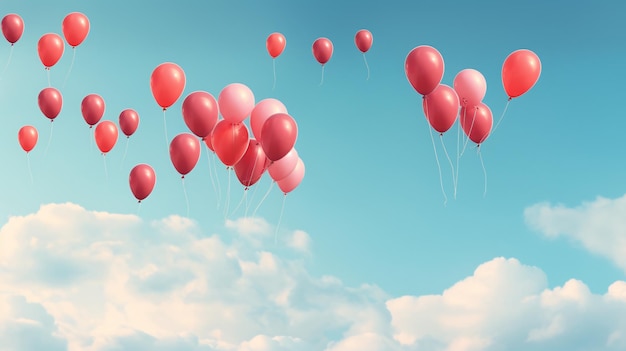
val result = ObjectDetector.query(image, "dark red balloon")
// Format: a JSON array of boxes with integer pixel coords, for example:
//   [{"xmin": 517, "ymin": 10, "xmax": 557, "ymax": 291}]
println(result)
[
  {"xmin": 460, "ymin": 103, "xmax": 493, "ymax": 145},
  {"xmin": 355, "ymin": 29, "xmax": 373, "ymax": 53},
  {"xmin": 2, "ymin": 14, "xmax": 23, "ymax": 44},
  {"xmin": 312, "ymin": 37, "xmax": 333, "ymax": 65},
  {"xmin": 129, "ymin": 164, "xmax": 156, "ymax": 202},
  {"xmin": 81, "ymin": 94, "xmax": 105, "ymax": 127},
  {"xmin": 182, "ymin": 91, "xmax": 218, "ymax": 139},
  {"xmin": 260, "ymin": 113, "xmax": 298, "ymax": 162},
  {"xmin": 169, "ymin": 133, "xmax": 201, "ymax": 177},
  {"xmin": 38, "ymin": 87, "xmax": 63, "ymax": 120},
  {"xmin": 234, "ymin": 139, "xmax": 270, "ymax": 188},
  {"xmin": 118, "ymin": 109, "xmax": 139, "ymax": 137}
]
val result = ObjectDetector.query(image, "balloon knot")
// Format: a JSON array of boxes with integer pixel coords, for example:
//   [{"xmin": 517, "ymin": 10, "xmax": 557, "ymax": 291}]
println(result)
[
  {"xmin": 439, "ymin": 132, "xmax": 443, "ymax": 137},
  {"xmin": 508, "ymin": 97, "xmax": 512, "ymax": 101},
  {"xmin": 89, "ymin": 125, "xmax": 93, "ymax": 129},
  {"xmin": 127, "ymin": 136, "xmax": 130, "ymax": 139},
  {"xmin": 138, "ymin": 200, "xmax": 141, "ymax": 204},
  {"xmin": 181, "ymin": 175, "xmax": 185, "ymax": 179},
  {"xmin": 162, "ymin": 108, "xmax": 167, "ymax": 112}
]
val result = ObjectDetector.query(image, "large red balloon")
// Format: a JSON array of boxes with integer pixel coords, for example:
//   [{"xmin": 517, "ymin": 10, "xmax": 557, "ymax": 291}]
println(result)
[
  {"xmin": 405, "ymin": 45, "xmax": 444, "ymax": 96},
  {"xmin": 150, "ymin": 62, "xmax": 186, "ymax": 110},
  {"xmin": 355, "ymin": 29, "xmax": 373, "ymax": 53},
  {"xmin": 266, "ymin": 32, "xmax": 286, "ymax": 58},
  {"xmin": 62, "ymin": 12, "xmax": 90, "ymax": 48},
  {"xmin": 94, "ymin": 121, "xmax": 118, "ymax": 154},
  {"xmin": 169, "ymin": 133, "xmax": 201, "ymax": 177},
  {"xmin": 119, "ymin": 109, "xmax": 139, "ymax": 137},
  {"xmin": 38, "ymin": 87, "xmax": 63, "ymax": 120},
  {"xmin": 460, "ymin": 103, "xmax": 493, "ymax": 145},
  {"xmin": 182, "ymin": 91, "xmax": 218, "ymax": 139},
  {"xmin": 37, "ymin": 33, "xmax": 64, "ymax": 69},
  {"xmin": 312, "ymin": 37, "xmax": 333, "ymax": 65},
  {"xmin": 260, "ymin": 113, "xmax": 298, "ymax": 162},
  {"xmin": 129, "ymin": 164, "xmax": 156, "ymax": 202},
  {"xmin": 502, "ymin": 49, "xmax": 541, "ymax": 99},
  {"xmin": 277, "ymin": 157, "xmax": 305, "ymax": 194},
  {"xmin": 211, "ymin": 120, "xmax": 249, "ymax": 167},
  {"xmin": 423, "ymin": 84, "xmax": 459, "ymax": 134},
  {"xmin": 234, "ymin": 139, "xmax": 270, "ymax": 188},
  {"xmin": 81, "ymin": 94, "xmax": 105, "ymax": 127},
  {"xmin": 18, "ymin": 126, "xmax": 38, "ymax": 153},
  {"xmin": 2, "ymin": 14, "xmax": 23, "ymax": 45}
]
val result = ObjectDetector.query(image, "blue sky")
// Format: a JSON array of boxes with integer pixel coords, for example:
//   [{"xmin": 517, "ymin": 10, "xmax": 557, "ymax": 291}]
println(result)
[{"xmin": 1, "ymin": 1, "xmax": 626, "ymax": 350}]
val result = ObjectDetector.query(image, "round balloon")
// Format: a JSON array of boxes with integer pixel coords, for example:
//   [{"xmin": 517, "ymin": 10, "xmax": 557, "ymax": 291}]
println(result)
[
  {"xmin": 182, "ymin": 91, "xmax": 219, "ymax": 139},
  {"xmin": 37, "ymin": 33, "xmax": 64, "ymax": 68},
  {"xmin": 260, "ymin": 113, "xmax": 298, "ymax": 162},
  {"xmin": 423, "ymin": 84, "xmax": 459, "ymax": 134},
  {"xmin": 94, "ymin": 120, "xmax": 118, "ymax": 154},
  {"xmin": 234, "ymin": 139, "xmax": 270, "ymax": 188},
  {"xmin": 81, "ymin": 94, "xmax": 105, "ymax": 127},
  {"xmin": 250, "ymin": 98, "xmax": 288, "ymax": 141},
  {"xmin": 355, "ymin": 29, "xmax": 373, "ymax": 53},
  {"xmin": 2, "ymin": 14, "xmax": 24, "ymax": 44},
  {"xmin": 405, "ymin": 45, "xmax": 444, "ymax": 96},
  {"xmin": 312, "ymin": 37, "xmax": 333, "ymax": 65},
  {"xmin": 277, "ymin": 157, "xmax": 305, "ymax": 194},
  {"xmin": 266, "ymin": 32, "xmax": 286, "ymax": 58},
  {"xmin": 150, "ymin": 62, "xmax": 186, "ymax": 110},
  {"xmin": 502, "ymin": 49, "xmax": 541, "ymax": 99},
  {"xmin": 38, "ymin": 87, "xmax": 63, "ymax": 120},
  {"xmin": 460, "ymin": 103, "xmax": 493, "ymax": 145},
  {"xmin": 129, "ymin": 164, "xmax": 156, "ymax": 202},
  {"xmin": 18, "ymin": 125, "xmax": 38, "ymax": 153},
  {"xmin": 119, "ymin": 109, "xmax": 140, "ymax": 137},
  {"xmin": 268, "ymin": 148, "xmax": 298, "ymax": 182},
  {"xmin": 62, "ymin": 12, "xmax": 90, "ymax": 47},
  {"xmin": 169, "ymin": 133, "xmax": 201, "ymax": 177},
  {"xmin": 211, "ymin": 120, "xmax": 249, "ymax": 166},
  {"xmin": 218, "ymin": 83, "xmax": 255, "ymax": 124},
  {"xmin": 453, "ymin": 69, "xmax": 487, "ymax": 107}
]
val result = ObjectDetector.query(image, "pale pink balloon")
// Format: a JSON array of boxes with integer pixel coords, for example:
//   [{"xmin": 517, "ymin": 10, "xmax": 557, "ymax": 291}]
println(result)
[
  {"xmin": 277, "ymin": 157, "xmax": 305, "ymax": 194},
  {"xmin": 218, "ymin": 83, "xmax": 255, "ymax": 124},
  {"xmin": 453, "ymin": 69, "xmax": 487, "ymax": 107},
  {"xmin": 250, "ymin": 98, "xmax": 288, "ymax": 140},
  {"xmin": 268, "ymin": 148, "xmax": 299, "ymax": 182}
]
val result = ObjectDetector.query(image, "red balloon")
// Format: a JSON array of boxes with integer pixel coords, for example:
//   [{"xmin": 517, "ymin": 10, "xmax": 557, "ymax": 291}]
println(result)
[
  {"xmin": 204, "ymin": 132, "xmax": 214, "ymax": 152},
  {"xmin": 234, "ymin": 139, "xmax": 271, "ymax": 188},
  {"xmin": 182, "ymin": 91, "xmax": 219, "ymax": 139},
  {"xmin": 94, "ymin": 121, "xmax": 118, "ymax": 154},
  {"xmin": 423, "ymin": 84, "xmax": 459, "ymax": 134},
  {"xmin": 260, "ymin": 113, "xmax": 298, "ymax": 162},
  {"xmin": 62, "ymin": 12, "xmax": 90, "ymax": 48},
  {"xmin": 38, "ymin": 87, "xmax": 63, "ymax": 120},
  {"xmin": 502, "ymin": 49, "xmax": 541, "ymax": 99},
  {"xmin": 312, "ymin": 37, "xmax": 333, "ymax": 65},
  {"xmin": 18, "ymin": 126, "xmax": 38, "ymax": 153},
  {"xmin": 150, "ymin": 62, "xmax": 186, "ymax": 110},
  {"xmin": 211, "ymin": 120, "xmax": 249, "ymax": 167},
  {"xmin": 169, "ymin": 133, "xmax": 201, "ymax": 177},
  {"xmin": 81, "ymin": 94, "xmax": 105, "ymax": 127},
  {"xmin": 277, "ymin": 157, "xmax": 305, "ymax": 194},
  {"xmin": 119, "ymin": 109, "xmax": 139, "ymax": 137},
  {"xmin": 405, "ymin": 45, "xmax": 444, "ymax": 96},
  {"xmin": 37, "ymin": 33, "xmax": 64, "ymax": 69},
  {"xmin": 460, "ymin": 103, "xmax": 493, "ymax": 145},
  {"xmin": 2, "ymin": 14, "xmax": 23, "ymax": 44},
  {"xmin": 266, "ymin": 32, "xmax": 286, "ymax": 58},
  {"xmin": 355, "ymin": 29, "xmax": 373, "ymax": 53},
  {"xmin": 129, "ymin": 164, "xmax": 156, "ymax": 202}
]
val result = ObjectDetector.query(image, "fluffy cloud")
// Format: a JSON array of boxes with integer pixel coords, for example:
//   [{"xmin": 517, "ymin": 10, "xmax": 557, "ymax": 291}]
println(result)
[{"xmin": 1, "ymin": 203, "xmax": 626, "ymax": 350}]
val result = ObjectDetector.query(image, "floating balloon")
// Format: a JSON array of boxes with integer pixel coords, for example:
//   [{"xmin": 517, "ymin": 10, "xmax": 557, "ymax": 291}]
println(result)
[
  {"xmin": 277, "ymin": 157, "xmax": 305, "ymax": 194},
  {"xmin": 266, "ymin": 32, "xmax": 286, "ymax": 58},
  {"xmin": 94, "ymin": 121, "xmax": 118, "ymax": 154},
  {"xmin": 37, "ymin": 33, "xmax": 64, "ymax": 69},
  {"xmin": 150, "ymin": 62, "xmax": 186, "ymax": 110},
  {"xmin": 260, "ymin": 113, "xmax": 298, "ymax": 162},
  {"xmin": 211, "ymin": 120, "xmax": 249, "ymax": 166},
  {"xmin": 312, "ymin": 37, "xmax": 333, "ymax": 65},
  {"xmin": 204, "ymin": 133, "xmax": 214, "ymax": 152},
  {"xmin": 81, "ymin": 94, "xmax": 105, "ymax": 127},
  {"xmin": 129, "ymin": 164, "xmax": 156, "ymax": 202},
  {"xmin": 119, "ymin": 109, "xmax": 139, "ymax": 137},
  {"xmin": 234, "ymin": 139, "xmax": 270, "ymax": 188},
  {"xmin": 250, "ymin": 98, "xmax": 288, "ymax": 141},
  {"xmin": 169, "ymin": 133, "xmax": 201, "ymax": 177},
  {"xmin": 355, "ymin": 29, "xmax": 373, "ymax": 53},
  {"xmin": 460, "ymin": 103, "xmax": 493, "ymax": 145},
  {"xmin": 182, "ymin": 91, "xmax": 218, "ymax": 139},
  {"xmin": 1, "ymin": 14, "xmax": 23, "ymax": 45},
  {"xmin": 453, "ymin": 69, "xmax": 486, "ymax": 107},
  {"xmin": 38, "ymin": 87, "xmax": 63, "ymax": 120},
  {"xmin": 502, "ymin": 49, "xmax": 541, "ymax": 99},
  {"xmin": 62, "ymin": 12, "xmax": 90, "ymax": 48},
  {"xmin": 18, "ymin": 126, "xmax": 38, "ymax": 153},
  {"xmin": 405, "ymin": 45, "xmax": 444, "ymax": 96},
  {"xmin": 268, "ymin": 148, "xmax": 299, "ymax": 182},
  {"xmin": 218, "ymin": 83, "xmax": 255, "ymax": 124},
  {"xmin": 423, "ymin": 84, "xmax": 459, "ymax": 134}
]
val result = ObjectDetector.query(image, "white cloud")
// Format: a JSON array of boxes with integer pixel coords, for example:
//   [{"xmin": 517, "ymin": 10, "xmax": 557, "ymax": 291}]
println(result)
[{"xmin": 286, "ymin": 230, "xmax": 311, "ymax": 252}]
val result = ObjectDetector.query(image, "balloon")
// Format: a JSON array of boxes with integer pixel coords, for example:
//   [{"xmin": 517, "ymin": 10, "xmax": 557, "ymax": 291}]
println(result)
[
  {"xmin": 94, "ymin": 121, "xmax": 118, "ymax": 154},
  {"xmin": 234, "ymin": 139, "xmax": 270, "ymax": 188},
  {"xmin": 18, "ymin": 126, "xmax": 38, "ymax": 153},
  {"xmin": 355, "ymin": 29, "xmax": 373, "ymax": 53},
  {"xmin": 423, "ymin": 84, "xmax": 459, "ymax": 134},
  {"xmin": 453, "ymin": 69, "xmax": 487, "ymax": 107},
  {"xmin": 266, "ymin": 32, "xmax": 286, "ymax": 58},
  {"xmin": 81, "ymin": 94, "xmax": 105, "ymax": 127},
  {"xmin": 62, "ymin": 12, "xmax": 89, "ymax": 47},
  {"xmin": 2, "ymin": 14, "xmax": 23, "ymax": 44},
  {"xmin": 405, "ymin": 45, "xmax": 444, "ymax": 96},
  {"xmin": 38, "ymin": 87, "xmax": 63, "ymax": 120},
  {"xmin": 218, "ymin": 83, "xmax": 255, "ymax": 124},
  {"xmin": 460, "ymin": 103, "xmax": 493, "ymax": 145},
  {"xmin": 268, "ymin": 148, "xmax": 298, "ymax": 182},
  {"xmin": 204, "ymin": 133, "xmax": 214, "ymax": 152},
  {"xmin": 150, "ymin": 62, "xmax": 186, "ymax": 110},
  {"xmin": 312, "ymin": 37, "xmax": 333, "ymax": 65},
  {"xmin": 169, "ymin": 133, "xmax": 201, "ymax": 177},
  {"xmin": 119, "ymin": 109, "xmax": 139, "ymax": 137},
  {"xmin": 129, "ymin": 164, "xmax": 156, "ymax": 202},
  {"xmin": 211, "ymin": 120, "xmax": 249, "ymax": 166},
  {"xmin": 260, "ymin": 113, "xmax": 298, "ymax": 162},
  {"xmin": 37, "ymin": 33, "xmax": 64, "ymax": 68},
  {"xmin": 182, "ymin": 91, "xmax": 219, "ymax": 139},
  {"xmin": 277, "ymin": 158, "xmax": 305, "ymax": 194},
  {"xmin": 250, "ymin": 98, "xmax": 288, "ymax": 141},
  {"xmin": 502, "ymin": 49, "xmax": 541, "ymax": 99}
]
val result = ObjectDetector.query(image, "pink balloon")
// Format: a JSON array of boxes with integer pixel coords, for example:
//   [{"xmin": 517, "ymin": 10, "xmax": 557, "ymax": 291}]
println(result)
[
  {"xmin": 38, "ymin": 87, "xmax": 63, "ymax": 120},
  {"xmin": 460, "ymin": 103, "xmax": 493, "ymax": 145},
  {"xmin": 169, "ymin": 133, "xmax": 201, "ymax": 177},
  {"xmin": 81, "ymin": 94, "xmax": 105, "ymax": 127},
  {"xmin": 260, "ymin": 113, "xmax": 298, "ymax": 162},
  {"xmin": 119, "ymin": 109, "xmax": 139, "ymax": 137},
  {"xmin": 453, "ymin": 69, "xmax": 487, "ymax": 107},
  {"xmin": 405, "ymin": 45, "xmax": 444, "ymax": 96},
  {"xmin": 182, "ymin": 91, "xmax": 219, "ymax": 139},
  {"xmin": 422, "ymin": 84, "xmax": 459, "ymax": 134},
  {"xmin": 234, "ymin": 139, "xmax": 271, "ymax": 188},
  {"xmin": 250, "ymin": 98, "xmax": 288, "ymax": 141},
  {"xmin": 129, "ymin": 164, "xmax": 156, "ymax": 202},
  {"xmin": 268, "ymin": 148, "xmax": 299, "ymax": 182},
  {"xmin": 277, "ymin": 157, "xmax": 305, "ymax": 194},
  {"xmin": 218, "ymin": 83, "xmax": 255, "ymax": 124}
]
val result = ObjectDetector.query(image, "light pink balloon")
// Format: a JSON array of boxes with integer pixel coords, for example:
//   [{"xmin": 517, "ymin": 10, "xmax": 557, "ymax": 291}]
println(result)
[
  {"xmin": 453, "ymin": 69, "xmax": 487, "ymax": 107},
  {"xmin": 277, "ymin": 157, "xmax": 305, "ymax": 194},
  {"xmin": 218, "ymin": 83, "xmax": 255, "ymax": 124},
  {"xmin": 268, "ymin": 148, "xmax": 299, "ymax": 182},
  {"xmin": 251, "ymin": 98, "xmax": 288, "ymax": 140}
]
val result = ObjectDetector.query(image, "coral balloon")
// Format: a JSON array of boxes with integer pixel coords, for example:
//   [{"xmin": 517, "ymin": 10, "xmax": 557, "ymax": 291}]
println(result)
[
  {"xmin": 2, "ymin": 14, "xmax": 24, "ymax": 44},
  {"xmin": 182, "ymin": 91, "xmax": 219, "ymax": 139},
  {"xmin": 423, "ymin": 84, "xmax": 459, "ymax": 134},
  {"xmin": 94, "ymin": 121, "xmax": 118, "ymax": 154},
  {"xmin": 355, "ymin": 29, "xmax": 373, "ymax": 53},
  {"xmin": 204, "ymin": 133, "xmax": 214, "ymax": 152},
  {"xmin": 260, "ymin": 113, "xmax": 298, "ymax": 162},
  {"xmin": 38, "ymin": 87, "xmax": 63, "ymax": 120},
  {"xmin": 453, "ymin": 69, "xmax": 487, "ymax": 107},
  {"xmin": 81, "ymin": 94, "xmax": 105, "ymax": 127},
  {"xmin": 169, "ymin": 133, "xmax": 201, "ymax": 177},
  {"xmin": 218, "ymin": 83, "xmax": 255, "ymax": 124},
  {"xmin": 502, "ymin": 49, "xmax": 541, "ymax": 99},
  {"xmin": 18, "ymin": 126, "xmax": 38, "ymax": 153},
  {"xmin": 62, "ymin": 12, "xmax": 90, "ymax": 47},
  {"xmin": 211, "ymin": 120, "xmax": 249, "ymax": 166},
  {"xmin": 37, "ymin": 33, "xmax": 64, "ymax": 68},
  {"xmin": 405, "ymin": 45, "xmax": 444, "ymax": 96},
  {"xmin": 277, "ymin": 158, "xmax": 305, "ymax": 194},
  {"xmin": 129, "ymin": 164, "xmax": 156, "ymax": 202},
  {"xmin": 234, "ymin": 139, "xmax": 271, "ymax": 188},
  {"xmin": 250, "ymin": 98, "xmax": 288, "ymax": 141},
  {"xmin": 268, "ymin": 148, "xmax": 298, "ymax": 182},
  {"xmin": 266, "ymin": 32, "xmax": 286, "ymax": 58},
  {"xmin": 119, "ymin": 109, "xmax": 140, "ymax": 137},
  {"xmin": 460, "ymin": 103, "xmax": 493, "ymax": 145},
  {"xmin": 150, "ymin": 62, "xmax": 186, "ymax": 110},
  {"xmin": 312, "ymin": 37, "xmax": 333, "ymax": 65}
]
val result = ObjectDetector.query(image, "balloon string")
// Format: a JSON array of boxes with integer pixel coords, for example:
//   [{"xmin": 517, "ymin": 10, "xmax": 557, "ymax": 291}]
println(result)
[
  {"xmin": 212, "ymin": 152, "xmax": 222, "ymax": 208},
  {"xmin": 103, "ymin": 154, "xmax": 109, "ymax": 183},
  {"xmin": 205, "ymin": 144, "xmax": 218, "ymax": 208},
  {"xmin": 429, "ymin": 127, "xmax": 447, "ymax": 206},
  {"xmin": 492, "ymin": 98, "xmax": 512, "ymax": 135},
  {"xmin": 230, "ymin": 189, "xmax": 247, "ymax": 218},
  {"xmin": 62, "ymin": 48, "xmax": 76, "ymax": 89},
  {"xmin": 120, "ymin": 137, "xmax": 130, "ymax": 171},
  {"xmin": 454, "ymin": 108, "xmax": 461, "ymax": 199},
  {"xmin": 89, "ymin": 127, "xmax": 93, "ymax": 152},
  {"xmin": 461, "ymin": 107, "xmax": 478, "ymax": 156},
  {"xmin": 137, "ymin": 201, "xmax": 142, "ymax": 215},
  {"xmin": 319, "ymin": 65, "xmax": 325, "ymax": 86},
  {"xmin": 240, "ymin": 151, "xmax": 260, "ymax": 217},
  {"xmin": 223, "ymin": 168, "xmax": 231, "ymax": 220},
  {"xmin": 162, "ymin": 109, "xmax": 169, "ymax": 151},
  {"xmin": 245, "ymin": 179, "xmax": 261, "ymax": 218},
  {"xmin": 47, "ymin": 68, "xmax": 51, "ymax": 87},
  {"xmin": 478, "ymin": 146, "xmax": 487, "ymax": 198},
  {"xmin": 253, "ymin": 181, "xmax": 274, "ymax": 217},
  {"xmin": 440, "ymin": 134, "xmax": 456, "ymax": 194},
  {"xmin": 274, "ymin": 194, "xmax": 287, "ymax": 245},
  {"xmin": 26, "ymin": 153, "xmax": 33, "ymax": 186},
  {"xmin": 362, "ymin": 53, "xmax": 370, "ymax": 81},
  {"xmin": 44, "ymin": 122, "xmax": 54, "ymax": 157},
  {"xmin": 0, "ymin": 45, "xmax": 14, "ymax": 81},
  {"xmin": 182, "ymin": 177, "xmax": 190, "ymax": 218},
  {"xmin": 272, "ymin": 58, "xmax": 277, "ymax": 90}
]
